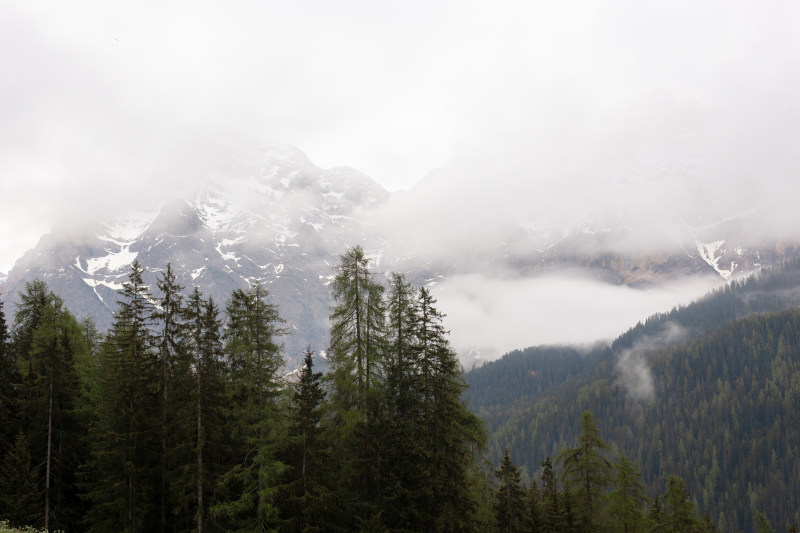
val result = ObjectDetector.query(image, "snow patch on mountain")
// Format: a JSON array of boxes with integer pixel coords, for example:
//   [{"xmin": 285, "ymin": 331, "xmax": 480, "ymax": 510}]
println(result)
[
  {"xmin": 86, "ymin": 245, "xmax": 139, "ymax": 275},
  {"xmin": 697, "ymin": 240, "xmax": 734, "ymax": 280},
  {"xmin": 105, "ymin": 209, "xmax": 160, "ymax": 241}
]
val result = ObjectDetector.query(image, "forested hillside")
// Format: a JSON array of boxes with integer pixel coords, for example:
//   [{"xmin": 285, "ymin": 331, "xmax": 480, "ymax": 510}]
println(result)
[
  {"xmin": 467, "ymin": 261, "xmax": 800, "ymax": 531},
  {"xmin": 3, "ymin": 250, "xmax": 800, "ymax": 531}
]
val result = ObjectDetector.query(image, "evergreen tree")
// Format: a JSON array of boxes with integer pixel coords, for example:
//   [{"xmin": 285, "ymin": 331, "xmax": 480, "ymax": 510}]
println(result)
[
  {"xmin": 326, "ymin": 245, "xmax": 386, "ymax": 524},
  {"xmin": 282, "ymin": 347, "xmax": 330, "ymax": 532},
  {"xmin": 494, "ymin": 448, "xmax": 526, "ymax": 533},
  {"xmin": 213, "ymin": 281, "xmax": 287, "ymax": 532},
  {"xmin": 415, "ymin": 286, "xmax": 485, "ymax": 532},
  {"xmin": 328, "ymin": 245, "xmax": 385, "ymax": 416},
  {"xmin": 557, "ymin": 410, "xmax": 612, "ymax": 532},
  {"xmin": 8, "ymin": 281, "xmax": 87, "ymax": 530},
  {"xmin": 83, "ymin": 260, "xmax": 160, "ymax": 533},
  {"xmin": 380, "ymin": 272, "xmax": 424, "ymax": 529},
  {"xmin": 607, "ymin": 453, "xmax": 647, "ymax": 533},
  {"xmin": 540, "ymin": 456, "xmax": 560, "ymax": 533},
  {"xmin": 527, "ymin": 480, "xmax": 543, "ymax": 533},
  {"xmin": 0, "ymin": 292, "xmax": 16, "ymax": 465},
  {"xmin": 153, "ymin": 263, "xmax": 191, "ymax": 533},
  {"xmin": 647, "ymin": 494, "xmax": 666, "ymax": 533},
  {"xmin": 0, "ymin": 430, "xmax": 40, "ymax": 527},
  {"xmin": 180, "ymin": 289, "xmax": 227, "ymax": 533},
  {"xmin": 663, "ymin": 475, "xmax": 696, "ymax": 533}
]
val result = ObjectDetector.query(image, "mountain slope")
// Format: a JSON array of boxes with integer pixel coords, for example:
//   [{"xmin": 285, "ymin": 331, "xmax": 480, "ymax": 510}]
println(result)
[
  {"xmin": 1, "ymin": 142, "xmax": 390, "ymax": 363},
  {"xmin": 465, "ymin": 261, "xmax": 800, "ymax": 531},
  {"xmin": 3, "ymin": 141, "xmax": 800, "ymax": 366}
]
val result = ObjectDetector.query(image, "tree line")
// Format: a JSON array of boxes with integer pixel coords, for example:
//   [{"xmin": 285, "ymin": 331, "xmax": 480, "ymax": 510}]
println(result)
[
  {"xmin": 2, "ymin": 244, "xmax": 779, "ymax": 532},
  {"xmin": 467, "ymin": 262, "xmax": 800, "ymax": 532},
  {"xmin": 0, "ymin": 246, "xmax": 486, "ymax": 532}
]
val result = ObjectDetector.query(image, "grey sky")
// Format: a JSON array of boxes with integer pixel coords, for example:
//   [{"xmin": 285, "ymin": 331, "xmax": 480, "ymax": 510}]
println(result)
[{"xmin": 2, "ymin": 0, "xmax": 800, "ymax": 275}]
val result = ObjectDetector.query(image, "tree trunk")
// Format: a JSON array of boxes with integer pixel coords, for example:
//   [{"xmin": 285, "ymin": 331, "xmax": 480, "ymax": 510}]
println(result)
[{"xmin": 197, "ymin": 366, "xmax": 204, "ymax": 533}]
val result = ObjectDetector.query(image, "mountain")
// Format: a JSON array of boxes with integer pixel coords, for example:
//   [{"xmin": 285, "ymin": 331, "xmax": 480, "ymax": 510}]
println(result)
[
  {"xmin": 465, "ymin": 260, "xmax": 800, "ymax": 531},
  {"xmin": 1, "ymin": 142, "xmax": 392, "ymax": 363},
  {"xmin": 3, "ymin": 140, "xmax": 800, "ymax": 366}
]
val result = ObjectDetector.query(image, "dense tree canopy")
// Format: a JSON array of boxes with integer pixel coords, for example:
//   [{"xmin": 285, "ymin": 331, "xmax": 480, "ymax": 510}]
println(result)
[{"xmin": 1, "ymin": 253, "xmax": 799, "ymax": 532}]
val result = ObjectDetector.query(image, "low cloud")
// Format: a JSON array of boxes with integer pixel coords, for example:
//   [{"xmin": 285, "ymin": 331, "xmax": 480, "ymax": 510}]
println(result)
[
  {"xmin": 430, "ymin": 272, "xmax": 719, "ymax": 365},
  {"xmin": 614, "ymin": 321, "xmax": 688, "ymax": 401}
]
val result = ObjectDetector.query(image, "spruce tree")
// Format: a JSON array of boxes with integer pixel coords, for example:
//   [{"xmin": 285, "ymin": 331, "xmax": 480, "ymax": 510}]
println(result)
[
  {"xmin": 540, "ymin": 457, "xmax": 560, "ymax": 533},
  {"xmin": 213, "ymin": 281, "xmax": 287, "ymax": 532},
  {"xmin": 380, "ymin": 272, "xmax": 424, "ymax": 529},
  {"xmin": 153, "ymin": 263, "xmax": 190, "ymax": 533},
  {"xmin": 494, "ymin": 448, "xmax": 526, "ymax": 533},
  {"xmin": 24, "ymin": 295, "xmax": 86, "ymax": 530},
  {"xmin": 9, "ymin": 281, "xmax": 87, "ymax": 530},
  {"xmin": 180, "ymin": 289, "xmax": 227, "ymax": 533},
  {"xmin": 282, "ymin": 347, "xmax": 330, "ymax": 532},
  {"xmin": 83, "ymin": 260, "xmax": 160, "ymax": 533},
  {"xmin": 0, "ymin": 292, "xmax": 16, "ymax": 465},
  {"xmin": 415, "ymin": 286, "xmax": 484, "ymax": 532}
]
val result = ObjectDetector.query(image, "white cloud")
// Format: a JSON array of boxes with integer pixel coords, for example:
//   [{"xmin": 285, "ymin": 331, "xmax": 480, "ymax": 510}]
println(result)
[
  {"xmin": 431, "ymin": 272, "xmax": 721, "ymax": 363},
  {"xmin": 2, "ymin": 0, "xmax": 800, "ymax": 275}
]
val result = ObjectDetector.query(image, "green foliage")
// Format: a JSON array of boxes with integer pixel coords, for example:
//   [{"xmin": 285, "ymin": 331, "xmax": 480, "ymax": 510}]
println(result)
[
  {"xmin": 212, "ymin": 281, "xmax": 287, "ymax": 532},
  {"xmin": 494, "ymin": 448, "xmax": 526, "ymax": 533},
  {"xmin": 557, "ymin": 410, "xmax": 612, "ymax": 530},
  {"xmin": 468, "ymin": 260, "xmax": 800, "ymax": 531},
  {"xmin": 8, "ymin": 250, "xmax": 800, "ymax": 532},
  {"xmin": 0, "ymin": 431, "xmax": 40, "ymax": 528},
  {"xmin": 82, "ymin": 260, "xmax": 161, "ymax": 532}
]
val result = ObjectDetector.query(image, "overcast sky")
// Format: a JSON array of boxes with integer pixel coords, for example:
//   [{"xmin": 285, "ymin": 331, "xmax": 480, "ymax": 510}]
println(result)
[{"xmin": 2, "ymin": 0, "xmax": 800, "ymax": 276}]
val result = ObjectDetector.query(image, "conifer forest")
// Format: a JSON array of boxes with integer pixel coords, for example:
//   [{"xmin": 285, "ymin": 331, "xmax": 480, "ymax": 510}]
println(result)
[{"xmin": 1, "ymin": 247, "xmax": 798, "ymax": 532}]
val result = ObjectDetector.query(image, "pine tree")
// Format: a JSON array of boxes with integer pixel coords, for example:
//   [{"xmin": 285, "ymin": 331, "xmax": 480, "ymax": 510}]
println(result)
[
  {"xmin": 494, "ymin": 448, "xmax": 526, "ymax": 533},
  {"xmin": 83, "ymin": 260, "xmax": 160, "ymax": 533},
  {"xmin": 557, "ymin": 410, "xmax": 612, "ymax": 532},
  {"xmin": 213, "ymin": 282, "xmax": 287, "ymax": 532}
]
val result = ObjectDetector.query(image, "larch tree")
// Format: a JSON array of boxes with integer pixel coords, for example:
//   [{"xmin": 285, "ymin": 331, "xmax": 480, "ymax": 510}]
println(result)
[
  {"xmin": 326, "ymin": 245, "xmax": 386, "ymax": 521},
  {"xmin": 213, "ymin": 281, "xmax": 287, "ymax": 532},
  {"xmin": 607, "ymin": 452, "xmax": 648, "ymax": 533},
  {"xmin": 557, "ymin": 410, "xmax": 612, "ymax": 532}
]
